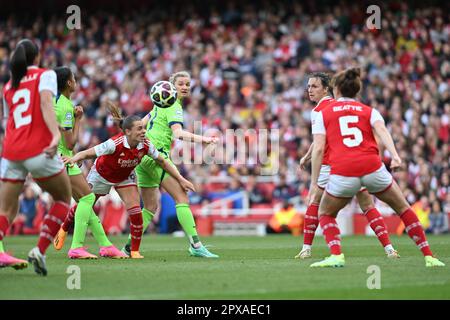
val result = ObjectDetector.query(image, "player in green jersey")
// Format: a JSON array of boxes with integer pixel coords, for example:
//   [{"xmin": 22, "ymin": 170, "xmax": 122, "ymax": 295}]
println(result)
[
  {"xmin": 52, "ymin": 67, "xmax": 126, "ymax": 259},
  {"xmin": 122, "ymin": 71, "xmax": 219, "ymax": 258}
]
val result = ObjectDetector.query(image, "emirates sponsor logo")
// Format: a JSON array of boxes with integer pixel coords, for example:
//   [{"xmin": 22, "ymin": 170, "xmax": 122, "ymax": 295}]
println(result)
[{"xmin": 118, "ymin": 158, "xmax": 139, "ymax": 168}]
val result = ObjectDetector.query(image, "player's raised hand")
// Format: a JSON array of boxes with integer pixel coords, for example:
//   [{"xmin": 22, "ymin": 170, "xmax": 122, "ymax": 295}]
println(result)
[
  {"xmin": 179, "ymin": 178, "xmax": 196, "ymax": 193},
  {"xmin": 390, "ymin": 155, "xmax": 402, "ymax": 171},
  {"xmin": 74, "ymin": 105, "xmax": 84, "ymax": 118}
]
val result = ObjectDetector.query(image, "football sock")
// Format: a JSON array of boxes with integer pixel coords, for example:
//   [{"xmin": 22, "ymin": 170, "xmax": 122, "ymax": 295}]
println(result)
[
  {"xmin": 88, "ymin": 210, "xmax": 112, "ymax": 247},
  {"xmin": 0, "ymin": 215, "xmax": 9, "ymax": 253},
  {"xmin": 128, "ymin": 206, "xmax": 143, "ymax": 252},
  {"xmin": 61, "ymin": 205, "xmax": 76, "ymax": 232},
  {"xmin": 319, "ymin": 215, "xmax": 342, "ymax": 255},
  {"xmin": 176, "ymin": 203, "xmax": 201, "ymax": 248},
  {"xmin": 70, "ymin": 193, "xmax": 96, "ymax": 249},
  {"xmin": 303, "ymin": 203, "xmax": 319, "ymax": 246},
  {"xmin": 365, "ymin": 208, "xmax": 391, "ymax": 247},
  {"xmin": 400, "ymin": 208, "xmax": 433, "ymax": 256},
  {"xmin": 38, "ymin": 201, "xmax": 70, "ymax": 254},
  {"xmin": 126, "ymin": 208, "xmax": 154, "ymax": 247}
]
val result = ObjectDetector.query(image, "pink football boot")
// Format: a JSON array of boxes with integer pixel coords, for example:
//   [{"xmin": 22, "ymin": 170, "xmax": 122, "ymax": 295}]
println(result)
[
  {"xmin": 68, "ymin": 247, "xmax": 98, "ymax": 259},
  {"xmin": 99, "ymin": 245, "xmax": 129, "ymax": 259},
  {"xmin": 0, "ymin": 252, "xmax": 28, "ymax": 270}
]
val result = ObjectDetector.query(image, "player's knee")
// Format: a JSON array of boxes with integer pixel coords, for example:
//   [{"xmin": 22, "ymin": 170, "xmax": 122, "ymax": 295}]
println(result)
[
  {"xmin": 173, "ymin": 193, "xmax": 189, "ymax": 204},
  {"xmin": 312, "ymin": 188, "xmax": 323, "ymax": 205},
  {"xmin": 359, "ymin": 200, "xmax": 374, "ymax": 212},
  {"xmin": 145, "ymin": 203, "xmax": 158, "ymax": 213},
  {"xmin": 79, "ymin": 192, "xmax": 96, "ymax": 206}
]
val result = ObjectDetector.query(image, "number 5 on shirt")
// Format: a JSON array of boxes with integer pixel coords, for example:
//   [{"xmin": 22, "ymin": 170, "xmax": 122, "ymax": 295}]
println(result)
[{"xmin": 339, "ymin": 115, "xmax": 363, "ymax": 147}]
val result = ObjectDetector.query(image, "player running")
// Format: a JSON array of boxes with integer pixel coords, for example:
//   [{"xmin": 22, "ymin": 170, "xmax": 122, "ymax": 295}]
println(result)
[
  {"xmin": 121, "ymin": 71, "xmax": 219, "ymax": 258},
  {"xmin": 63, "ymin": 113, "xmax": 195, "ymax": 258},
  {"xmin": 0, "ymin": 39, "xmax": 72, "ymax": 275},
  {"xmin": 295, "ymin": 72, "xmax": 398, "ymax": 259},
  {"xmin": 309, "ymin": 67, "xmax": 445, "ymax": 268},
  {"xmin": 51, "ymin": 67, "xmax": 125, "ymax": 259}
]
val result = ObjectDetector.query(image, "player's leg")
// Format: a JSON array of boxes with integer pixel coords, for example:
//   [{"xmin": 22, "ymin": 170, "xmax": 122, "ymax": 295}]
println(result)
[
  {"xmin": 363, "ymin": 165, "xmax": 444, "ymax": 267},
  {"xmin": 296, "ymin": 165, "xmax": 328, "ymax": 259},
  {"xmin": 122, "ymin": 159, "xmax": 164, "ymax": 255},
  {"xmin": 115, "ymin": 185, "xmax": 144, "ymax": 258},
  {"xmin": 0, "ymin": 178, "xmax": 29, "ymax": 270},
  {"xmin": 373, "ymin": 183, "xmax": 444, "ymax": 267},
  {"xmin": 310, "ymin": 175, "xmax": 360, "ymax": 268},
  {"xmin": 161, "ymin": 175, "xmax": 218, "ymax": 258},
  {"xmin": 66, "ymin": 167, "xmax": 115, "ymax": 259},
  {"xmin": 356, "ymin": 189, "xmax": 398, "ymax": 258},
  {"xmin": 123, "ymin": 186, "xmax": 158, "ymax": 255},
  {"xmin": 31, "ymin": 167, "xmax": 71, "ymax": 275}
]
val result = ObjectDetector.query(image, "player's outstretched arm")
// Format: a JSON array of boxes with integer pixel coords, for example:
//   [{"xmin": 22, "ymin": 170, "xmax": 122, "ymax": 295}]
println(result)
[
  {"xmin": 373, "ymin": 121, "xmax": 402, "ymax": 170},
  {"xmin": 170, "ymin": 123, "xmax": 218, "ymax": 144},
  {"xmin": 154, "ymin": 155, "xmax": 196, "ymax": 193},
  {"xmin": 63, "ymin": 147, "xmax": 97, "ymax": 166}
]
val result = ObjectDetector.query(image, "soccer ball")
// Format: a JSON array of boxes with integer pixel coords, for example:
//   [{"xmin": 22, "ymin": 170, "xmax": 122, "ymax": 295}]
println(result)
[{"xmin": 150, "ymin": 81, "xmax": 177, "ymax": 108}]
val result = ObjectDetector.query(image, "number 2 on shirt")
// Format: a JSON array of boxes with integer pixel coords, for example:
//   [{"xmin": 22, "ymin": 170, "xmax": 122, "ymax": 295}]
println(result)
[
  {"xmin": 12, "ymin": 88, "xmax": 31, "ymax": 129},
  {"xmin": 339, "ymin": 115, "xmax": 363, "ymax": 147}
]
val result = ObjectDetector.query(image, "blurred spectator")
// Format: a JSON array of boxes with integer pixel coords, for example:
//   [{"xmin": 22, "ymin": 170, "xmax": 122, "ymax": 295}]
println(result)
[
  {"xmin": 267, "ymin": 200, "xmax": 303, "ymax": 236},
  {"xmin": 272, "ymin": 175, "xmax": 296, "ymax": 202},
  {"xmin": 245, "ymin": 175, "xmax": 269, "ymax": 205},
  {"xmin": 412, "ymin": 195, "xmax": 431, "ymax": 231},
  {"xmin": 427, "ymin": 201, "xmax": 449, "ymax": 234},
  {"xmin": 18, "ymin": 185, "xmax": 38, "ymax": 229}
]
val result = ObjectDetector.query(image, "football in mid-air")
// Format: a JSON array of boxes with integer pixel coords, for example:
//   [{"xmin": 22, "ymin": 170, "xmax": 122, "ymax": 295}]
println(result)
[{"xmin": 150, "ymin": 81, "xmax": 177, "ymax": 108}]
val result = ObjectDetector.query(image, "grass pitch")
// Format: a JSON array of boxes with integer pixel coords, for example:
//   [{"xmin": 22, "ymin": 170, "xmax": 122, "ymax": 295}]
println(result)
[{"xmin": 1, "ymin": 234, "xmax": 449, "ymax": 299}]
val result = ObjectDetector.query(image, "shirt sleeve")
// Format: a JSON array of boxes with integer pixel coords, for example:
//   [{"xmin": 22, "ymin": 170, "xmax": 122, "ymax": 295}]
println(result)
[
  {"xmin": 311, "ymin": 111, "xmax": 326, "ymax": 134},
  {"xmin": 61, "ymin": 107, "xmax": 74, "ymax": 129},
  {"xmin": 145, "ymin": 139, "xmax": 160, "ymax": 159},
  {"xmin": 38, "ymin": 70, "xmax": 57, "ymax": 96},
  {"xmin": 370, "ymin": 108, "xmax": 385, "ymax": 127},
  {"xmin": 94, "ymin": 139, "xmax": 116, "ymax": 157},
  {"xmin": 166, "ymin": 104, "xmax": 184, "ymax": 127}
]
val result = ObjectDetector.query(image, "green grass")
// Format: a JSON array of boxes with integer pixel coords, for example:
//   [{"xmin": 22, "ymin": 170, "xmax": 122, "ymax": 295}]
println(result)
[{"xmin": 1, "ymin": 234, "xmax": 449, "ymax": 299}]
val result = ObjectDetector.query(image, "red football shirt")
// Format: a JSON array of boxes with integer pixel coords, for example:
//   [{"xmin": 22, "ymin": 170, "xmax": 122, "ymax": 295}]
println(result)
[
  {"xmin": 94, "ymin": 133, "xmax": 159, "ymax": 183},
  {"xmin": 2, "ymin": 67, "xmax": 57, "ymax": 161},
  {"xmin": 312, "ymin": 98, "xmax": 384, "ymax": 176}
]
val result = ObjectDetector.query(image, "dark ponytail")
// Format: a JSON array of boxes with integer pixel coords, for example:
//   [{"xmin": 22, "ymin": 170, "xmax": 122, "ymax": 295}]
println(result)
[{"xmin": 10, "ymin": 39, "xmax": 39, "ymax": 89}]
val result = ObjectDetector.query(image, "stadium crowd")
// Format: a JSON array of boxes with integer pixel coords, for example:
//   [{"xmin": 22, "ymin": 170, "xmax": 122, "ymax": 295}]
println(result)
[{"xmin": 0, "ymin": 1, "xmax": 449, "ymax": 233}]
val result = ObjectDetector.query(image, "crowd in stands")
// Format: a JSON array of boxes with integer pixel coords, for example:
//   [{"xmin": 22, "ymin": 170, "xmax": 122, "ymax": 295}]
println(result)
[{"xmin": 1, "ymin": 1, "xmax": 448, "ymax": 234}]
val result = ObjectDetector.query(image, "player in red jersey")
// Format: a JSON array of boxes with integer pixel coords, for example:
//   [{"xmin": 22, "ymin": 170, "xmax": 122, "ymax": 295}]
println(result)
[
  {"xmin": 63, "ymin": 115, "xmax": 195, "ymax": 258},
  {"xmin": 309, "ymin": 67, "xmax": 444, "ymax": 267},
  {"xmin": 295, "ymin": 73, "xmax": 398, "ymax": 259},
  {"xmin": 0, "ymin": 39, "xmax": 71, "ymax": 275}
]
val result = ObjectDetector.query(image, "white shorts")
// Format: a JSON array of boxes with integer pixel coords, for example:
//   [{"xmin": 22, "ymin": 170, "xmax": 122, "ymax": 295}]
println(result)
[
  {"xmin": 0, "ymin": 153, "xmax": 64, "ymax": 182},
  {"xmin": 326, "ymin": 164, "xmax": 393, "ymax": 198},
  {"xmin": 87, "ymin": 165, "xmax": 137, "ymax": 195},
  {"xmin": 318, "ymin": 164, "xmax": 367, "ymax": 192}
]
